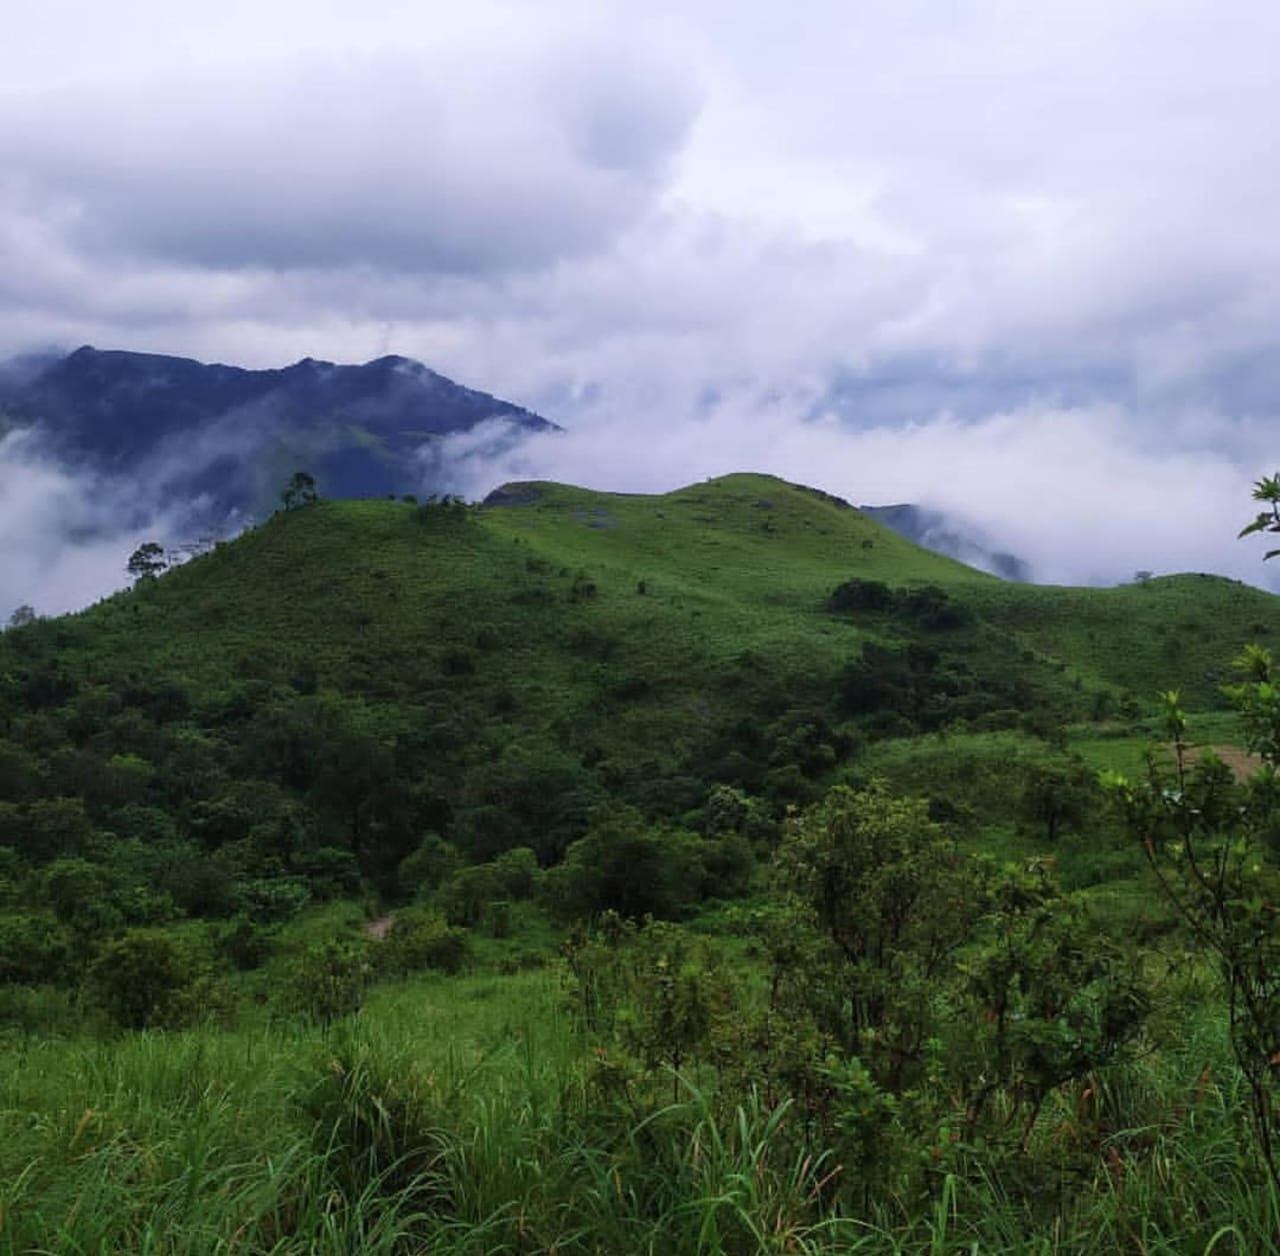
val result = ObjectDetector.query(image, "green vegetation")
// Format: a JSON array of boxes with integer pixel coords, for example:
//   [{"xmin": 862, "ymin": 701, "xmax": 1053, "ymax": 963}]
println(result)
[{"xmin": 3, "ymin": 471, "xmax": 1280, "ymax": 1250}]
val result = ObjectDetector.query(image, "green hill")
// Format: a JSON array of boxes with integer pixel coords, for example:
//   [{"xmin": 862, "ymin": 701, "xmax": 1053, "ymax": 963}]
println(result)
[
  {"xmin": 4, "ymin": 471, "xmax": 1277, "ymax": 888},
  {"xmin": 5, "ymin": 471, "xmax": 1274, "ymax": 860}
]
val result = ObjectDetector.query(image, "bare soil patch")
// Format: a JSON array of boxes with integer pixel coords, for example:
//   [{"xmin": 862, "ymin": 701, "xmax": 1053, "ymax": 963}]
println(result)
[{"xmin": 1158, "ymin": 743, "xmax": 1264, "ymax": 782}]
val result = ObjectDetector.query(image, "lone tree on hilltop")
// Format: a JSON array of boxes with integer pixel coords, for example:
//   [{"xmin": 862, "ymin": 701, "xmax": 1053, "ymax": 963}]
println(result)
[
  {"xmin": 126, "ymin": 542, "xmax": 167, "ymax": 583},
  {"xmin": 6, "ymin": 605, "xmax": 36, "ymax": 629},
  {"xmin": 282, "ymin": 470, "xmax": 319, "ymax": 511}
]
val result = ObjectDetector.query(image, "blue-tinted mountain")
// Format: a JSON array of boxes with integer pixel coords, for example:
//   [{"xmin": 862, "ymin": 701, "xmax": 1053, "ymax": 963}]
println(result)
[
  {"xmin": 0, "ymin": 346, "xmax": 558, "ymax": 523},
  {"xmin": 860, "ymin": 503, "xmax": 1031, "ymax": 582}
]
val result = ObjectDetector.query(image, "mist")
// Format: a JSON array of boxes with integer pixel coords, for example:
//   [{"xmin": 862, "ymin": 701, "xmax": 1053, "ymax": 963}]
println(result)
[
  {"xmin": 433, "ymin": 401, "xmax": 1274, "ymax": 589},
  {"xmin": 0, "ymin": 430, "xmax": 189, "ymax": 618}
]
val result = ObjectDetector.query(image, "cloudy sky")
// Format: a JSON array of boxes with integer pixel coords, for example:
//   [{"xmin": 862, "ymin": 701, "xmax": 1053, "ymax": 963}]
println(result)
[{"xmin": 3, "ymin": 0, "xmax": 1280, "ymax": 609}]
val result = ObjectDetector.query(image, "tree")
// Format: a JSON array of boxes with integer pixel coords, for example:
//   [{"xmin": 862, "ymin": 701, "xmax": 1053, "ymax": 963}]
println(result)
[
  {"xmin": 89, "ymin": 930, "xmax": 200, "ymax": 1029},
  {"xmin": 1019, "ymin": 759, "xmax": 1099, "ymax": 842},
  {"xmin": 126, "ymin": 542, "xmax": 167, "ymax": 583},
  {"xmin": 6, "ymin": 605, "xmax": 36, "ymax": 629},
  {"xmin": 281, "ymin": 470, "xmax": 318, "ymax": 511}
]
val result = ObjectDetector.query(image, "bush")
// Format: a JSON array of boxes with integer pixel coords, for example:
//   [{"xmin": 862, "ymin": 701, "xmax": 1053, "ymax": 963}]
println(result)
[
  {"xmin": 699, "ymin": 832, "xmax": 756, "ymax": 899},
  {"xmin": 378, "ymin": 907, "xmax": 469, "ymax": 976},
  {"xmin": 215, "ymin": 916, "xmax": 277, "ymax": 971},
  {"xmin": 0, "ymin": 913, "xmax": 72, "ymax": 985},
  {"xmin": 828, "ymin": 578, "xmax": 895, "ymax": 613},
  {"xmin": 545, "ymin": 817, "xmax": 703, "ymax": 921},
  {"xmin": 42, "ymin": 858, "xmax": 124, "ymax": 940},
  {"xmin": 491, "ymin": 846, "xmax": 539, "ymax": 899},
  {"xmin": 240, "ymin": 877, "xmax": 311, "ymax": 924},
  {"xmin": 89, "ymin": 929, "xmax": 202, "ymax": 1029},
  {"xmin": 485, "ymin": 900, "xmax": 513, "ymax": 938},
  {"xmin": 288, "ymin": 937, "xmax": 372, "ymax": 1024},
  {"xmin": 398, "ymin": 834, "xmax": 462, "ymax": 901},
  {"xmin": 292, "ymin": 846, "xmax": 360, "ymax": 900}
]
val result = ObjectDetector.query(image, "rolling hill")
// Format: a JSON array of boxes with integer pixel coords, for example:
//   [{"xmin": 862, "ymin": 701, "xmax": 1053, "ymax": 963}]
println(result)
[
  {"xmin": 44, "ymin": 470, "xmax": 1274, "ymax": 706},
  {"xmin": 5, "ymin": 471, "xmax": 1275, "ymax": 885}
]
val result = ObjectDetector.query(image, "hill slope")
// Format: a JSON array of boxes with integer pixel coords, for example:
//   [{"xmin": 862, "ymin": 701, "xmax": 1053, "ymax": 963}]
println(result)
[{"xmin": 1, "ymin": 472, "xmax": 1276, "ymax": 899}]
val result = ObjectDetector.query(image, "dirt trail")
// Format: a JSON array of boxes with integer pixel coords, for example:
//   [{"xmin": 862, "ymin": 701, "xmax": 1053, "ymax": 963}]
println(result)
[
  {"xmin": 1201, "ymin": 744, "xmax": 1265, "ymax": 781},
  {"xmin": 363, "ymin": 915, "xmax": 394, "ymax": 940},
  {"xmin": 1161, "ymin": 743, "xmax": 1264, "ymax": 782}
]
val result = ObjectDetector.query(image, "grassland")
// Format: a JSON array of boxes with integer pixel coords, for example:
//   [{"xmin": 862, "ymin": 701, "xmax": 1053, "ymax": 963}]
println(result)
[{"xmin": 2, "ymin": 919, "xmax": 1276, "ymax": 1254}]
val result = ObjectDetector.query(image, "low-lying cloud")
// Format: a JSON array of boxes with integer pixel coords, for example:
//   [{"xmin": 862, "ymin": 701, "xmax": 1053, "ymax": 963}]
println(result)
[
  {"xmin": 433, "ymin": 401, "xmax": 1275, "ymax": 590},
  {"xmin": 3, "ymin": 389, "xmax": 1275, "ymax": 621},
  {"xmin": 0, "ymin": 429, "xmax": 190, "ymax": 618}
]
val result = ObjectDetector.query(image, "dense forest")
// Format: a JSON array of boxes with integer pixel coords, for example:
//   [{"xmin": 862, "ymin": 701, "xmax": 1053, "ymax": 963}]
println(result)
[{"xmin": 3, "ymin": 472, "xmax": 1280, "ymax": 1251}]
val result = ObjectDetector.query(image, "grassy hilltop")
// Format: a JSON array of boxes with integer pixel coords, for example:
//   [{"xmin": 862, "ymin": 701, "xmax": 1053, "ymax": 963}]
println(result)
[
  {"xmin": 50, "ymin": 470, "xmax": 1277, "ymax": 705},
  {"xmin": 4, "ymin": 473, "xmax": 1280, "ymax": 1250}
]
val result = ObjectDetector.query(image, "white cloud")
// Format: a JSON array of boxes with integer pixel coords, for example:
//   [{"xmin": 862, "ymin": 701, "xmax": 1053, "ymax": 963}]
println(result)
[
  {"xmin": 0, "ymin": 430, "xmax": 191, "ymax": 617},
  {"xmin": 435, "ymin": 400, "xmax": 1275, "ymax": 589}
]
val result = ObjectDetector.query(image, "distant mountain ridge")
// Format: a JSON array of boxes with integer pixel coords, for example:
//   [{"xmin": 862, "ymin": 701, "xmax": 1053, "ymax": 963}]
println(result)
[
  {"xmin": 0, "ymin": 346, "xmax": 558, "ymax": 523},
  {"xmin": 0, "ymin": 345, "xmax": 1036, "ymax": 583},
  {"xmin": 859, "ymin": 503, "xmax": 1032, "ymax": 582}
]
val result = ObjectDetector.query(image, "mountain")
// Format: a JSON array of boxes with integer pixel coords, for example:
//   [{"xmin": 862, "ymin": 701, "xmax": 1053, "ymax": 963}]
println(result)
[
  {"xmin": 0, "ymin": 346, "xmax": 558, "ymax": 524},
  {"xmin": 860, "ymin": 503, "xmax": 1032, "ymax": 581},
  {"xmin": 0, "ymin": 346, "xmax": 1037, "ymax": 580}
]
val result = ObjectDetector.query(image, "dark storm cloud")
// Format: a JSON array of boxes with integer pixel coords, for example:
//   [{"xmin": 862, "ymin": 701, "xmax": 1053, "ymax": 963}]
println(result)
[{"xmin": 0, "ymin": 48, "xmax": 697, "ymax": 276}]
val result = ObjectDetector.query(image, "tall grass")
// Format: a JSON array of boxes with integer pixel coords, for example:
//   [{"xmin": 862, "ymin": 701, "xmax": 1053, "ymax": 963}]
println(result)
[{"xmin": 2, "ymin": 964, "xmax": 1278, "ymax": 1254}]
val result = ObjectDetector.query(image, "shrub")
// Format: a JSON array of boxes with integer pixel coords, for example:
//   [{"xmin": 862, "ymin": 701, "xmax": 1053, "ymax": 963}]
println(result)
[
  {"xmin": 0, "ymin": 913, "xmax": 72, "ymax": 985},
  {"xmin": 398, "ymin": 834, "xmax": 462, "ymax": 901},
  {"xmin": 545, "ymin": 817, "xmax": 703, "ymax": 921},
  {"xmin": 828, "ymin": 578, "xmax": 895, "ymax": 613},
  {"xmin": 485, "ymin": 900, "xmax": 513, "ymax": 938},
  {"xmin": 491, "ymin": 846, "xmax": 539, "ymax": 899},
  {"xmin": 89, "ymin": 929, "xmax": 202, "ymax": 1029},
  {"xmin": 437, "ymin": 865, "xmax": 501, "ymax": 927},
  {"xmin": 42, "ymin": 858, "xmax": 124, "ymax": 940},
  {"xmin": 379, "ymin": 907, "xmax": 469, "ymax": 976},
  {"xmin": 215, "ymin": 916, "xmax": 276, "ymax": 971},
  {"xmin": 240, "ymin": 876, "xmax": 311, "ymax": 924},
  {"xmin": 699, "ymin": 832, "xmax": 756, "ymax": 899},
  {"xmin": 292, "ymin": 846, "xmax": 360, "ymax": 899},
  {"xmin": 288, "ymin": 937, "xmax": 372, "ymax": 1024}
]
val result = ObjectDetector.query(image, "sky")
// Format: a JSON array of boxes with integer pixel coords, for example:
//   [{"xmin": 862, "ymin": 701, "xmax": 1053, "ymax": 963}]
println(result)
[{"xmin": 3, "ymin": 0, "xmax": 1280, "ymax": 612}]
